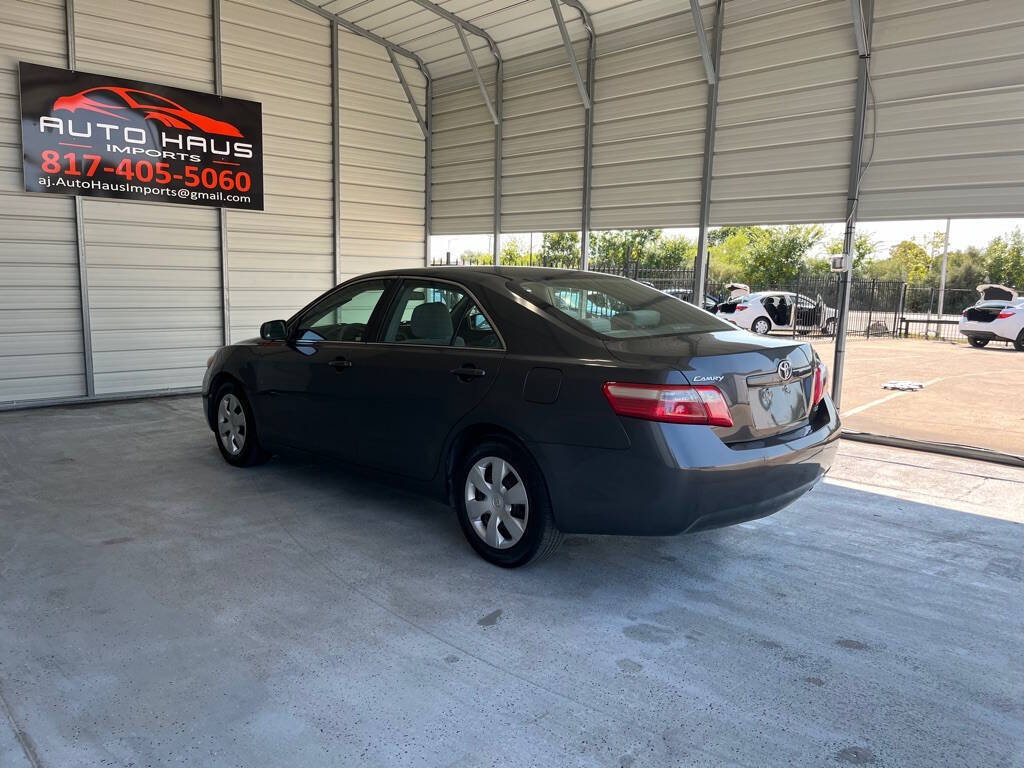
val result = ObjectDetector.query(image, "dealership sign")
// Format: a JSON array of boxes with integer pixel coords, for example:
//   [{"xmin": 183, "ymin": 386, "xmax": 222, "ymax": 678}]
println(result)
[{"xmin": 19, "ymin": 62, "xmax": 264, "ymax": 210}]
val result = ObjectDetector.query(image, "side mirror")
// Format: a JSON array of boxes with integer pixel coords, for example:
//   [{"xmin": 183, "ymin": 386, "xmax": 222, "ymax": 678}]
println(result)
[{"xmin": 260, "ymin": 320, "xmax": 288, "ymax": 341}]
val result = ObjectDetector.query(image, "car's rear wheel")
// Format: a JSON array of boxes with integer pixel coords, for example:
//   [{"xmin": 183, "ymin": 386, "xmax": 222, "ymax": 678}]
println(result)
[
  {"xmin": 1015, "ymin": 329, "xmax": 1024, "ymax": 352},
  {"xmin": 968, "ymin": 336, "xmax": 989, "ymax": 349},
  {"xmin": 213, "ymin": 383, "xmax": 270, "ymax": 467},
  {"xmin": 455, "ymin": 439, "xmax": 562, "ymax": 567},
  {"xmin": 752, "ymin": 317, "xmax": 772, "ymax": 335}
]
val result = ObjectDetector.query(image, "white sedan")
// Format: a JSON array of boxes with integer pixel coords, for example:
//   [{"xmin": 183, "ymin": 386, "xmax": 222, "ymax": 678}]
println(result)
[
  {"xmin": 715, "ymin": 291, "xmax": 836, "ymax": 336},
  {"xmin": 959, "ymin": 298, "xmax": 1024, "ymax": 350}
]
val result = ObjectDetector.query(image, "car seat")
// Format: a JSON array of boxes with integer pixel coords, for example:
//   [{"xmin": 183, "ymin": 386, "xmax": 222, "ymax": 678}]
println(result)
[{"xmin": 409, "ymin": 302, "xmax": 454, "ymax": 345}]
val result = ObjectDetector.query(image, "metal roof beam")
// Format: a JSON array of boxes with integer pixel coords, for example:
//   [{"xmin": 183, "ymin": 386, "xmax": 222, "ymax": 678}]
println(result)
[
  {"xmin": 455, "ymin": 22, "xmax": 499, "ymax": 125},
  {"xmin": 404, "ymin": 0, "xmax": 502, "ymax": 60},
  {"xmin": 287, "ymin": 0, "xmax": 426, "ymax": 69},
  {"xmin": 550, "ymin": 0, "xmax": 591, "ymax": 111},
  {"xmin": 388, "ymin": 48, "xmax": 429, "ymax": 138},
  {"xmin": 690, "ymin": 0, "xmax": 716, "ymax": 84}
]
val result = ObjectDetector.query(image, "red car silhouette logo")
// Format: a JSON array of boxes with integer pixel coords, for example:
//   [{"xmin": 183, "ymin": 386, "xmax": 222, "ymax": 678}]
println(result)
[{"xmin": 52, "ymin": 86, "xmax": 243, "ymax": 137}]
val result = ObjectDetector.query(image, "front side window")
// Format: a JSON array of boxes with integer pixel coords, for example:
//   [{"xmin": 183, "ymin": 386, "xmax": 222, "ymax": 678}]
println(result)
[
  {"xmin": 383, "ymin": 280, "xmax": 501, "ymax": 348},
  {"xmin": 294, "ymin": 280, "xmax": 389, "ymax": 343},
  {"xmin": 512, "ymin": 274, "xmax": 731, "ymax": 339}
]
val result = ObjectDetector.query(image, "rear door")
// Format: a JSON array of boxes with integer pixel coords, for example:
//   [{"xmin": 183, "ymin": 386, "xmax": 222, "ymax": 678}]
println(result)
[{"xmin": 358, "ymin": 278, "xmax": 505, "ymax": 480}]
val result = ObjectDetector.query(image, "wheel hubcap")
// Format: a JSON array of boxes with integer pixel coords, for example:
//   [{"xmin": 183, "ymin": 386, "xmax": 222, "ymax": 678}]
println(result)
[
  {"xmin": 465, "ymin": 456, "xmax": 529, "ymax": 550},
  {"xmin": 218, "ymin": 393, "xmax": 246, "ymax": 456}
]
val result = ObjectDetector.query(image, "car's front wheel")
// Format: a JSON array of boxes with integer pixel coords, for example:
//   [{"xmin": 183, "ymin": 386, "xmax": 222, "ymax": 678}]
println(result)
[
  {"xmin": 455, "ymin": 439, "xmax": 562, "ymax": 567},
  {"xmin": 752, "ymin": 317, "xmax": 772, "ymax": 335},
  {"xmin": 968, "ymin": 336, "xmax": 989, "ymax": 349},
  {"xmin": 213, "ymin": 383, "xmax": 270, "ymax": 467}
]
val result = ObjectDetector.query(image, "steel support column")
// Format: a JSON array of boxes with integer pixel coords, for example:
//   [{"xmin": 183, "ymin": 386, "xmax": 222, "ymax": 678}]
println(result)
[
  {"xmin": 65, "ymin": 0, "xmax": 95, "ymax": 397},
  {"xmin": 424, "ymin": 68, "xmax": 433, "ymax": 267},
  {"xmin": 332, "ymin": 21, "xmax": 341, "ymax": 285},
  {"xmin": 560, "ymin": 0, "xmax": 596, "ymax": 269},
  {"xmin": 212, "ymin": 0, "xmax": 232, "ymax": 345},
  {"xmin": 693, "ymin": 0, "xmax": 724, "ymax": 306},
  {"xmin": 832, "ymin": 0, "xmax": 873, "ymax": 408},
  {"xmin": 492, "ymin": 60, "xmax": 503, "ymax": 265}
]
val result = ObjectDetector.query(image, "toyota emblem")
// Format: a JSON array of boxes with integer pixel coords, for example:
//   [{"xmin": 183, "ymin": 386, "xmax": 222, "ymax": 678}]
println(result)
[{"xmin": 777, "ymin": 360, "xmax": 793, "ymax": 381}]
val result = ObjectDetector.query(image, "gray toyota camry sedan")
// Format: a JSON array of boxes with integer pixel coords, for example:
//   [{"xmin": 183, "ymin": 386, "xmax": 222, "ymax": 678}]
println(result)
[{"xmin": 203, "ymin": 267, "xmax": 840, "ymax": 567}]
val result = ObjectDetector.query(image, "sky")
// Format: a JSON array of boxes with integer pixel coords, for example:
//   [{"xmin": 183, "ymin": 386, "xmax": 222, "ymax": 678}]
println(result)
[{"xmin": 429, "ymin": 218, "xmax": 1023, "ymax": 263}]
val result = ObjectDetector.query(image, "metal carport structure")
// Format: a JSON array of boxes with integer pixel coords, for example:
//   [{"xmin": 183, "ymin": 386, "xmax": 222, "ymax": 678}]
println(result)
[{"xmin": 0, "ymin": 0, "xmax": 1022, "ymax": 408}]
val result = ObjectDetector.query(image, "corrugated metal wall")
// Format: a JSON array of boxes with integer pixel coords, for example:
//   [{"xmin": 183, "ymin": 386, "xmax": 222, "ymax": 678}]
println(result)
[
  {"xmin": 858, "ymin": 0, "xmax": 1024, "ymax": 219},
  {"xmin": 222, "ymin": 0, "xmax": 335, "ymax": 342},
  {"xmin": 338, "ymin": 27, "xmax": 426, "ymax": 278},
  {"xmin": 711, "ymin": 0, "xmax": 857, "ymax": 226},
  {"xmin": 75, "ymin": 0, "xmax": 223, "ymax": 395},
  {"xmin": 0, "ymin": 0, "xmax": 427, "ymax": 407},
  {"xmin": 430, "ymin": 64, "xmax": 498, "ymax": 236},
  {"xmin": 0, "ymin": 0, "xmax": 85, "ymax": 403}
]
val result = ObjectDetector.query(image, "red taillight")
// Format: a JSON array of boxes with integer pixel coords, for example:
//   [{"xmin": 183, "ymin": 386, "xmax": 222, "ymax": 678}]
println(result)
[
  {"xmin": 735, "ymin": 305, "xmax": 748, "ymax": 311},
  {"xmin": 812, "ymin": 363, "xmax": 828, "ymax": 408},
  {"xmin": 998, "ymin": 309, "xmax": 1016, "ymax": 319},
  {"xmin": 602, "ymin": 382, "xmax": 733, "ymax": 427}
]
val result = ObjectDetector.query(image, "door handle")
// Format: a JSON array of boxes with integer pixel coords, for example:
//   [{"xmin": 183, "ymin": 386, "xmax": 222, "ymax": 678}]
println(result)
[
  {"xmin": 449, "ymin": 365, "xmax": 486, "ymax": 380},
  {"xmin": 329, "ymin": 358, "xmax": 353, "ymax": 371}
]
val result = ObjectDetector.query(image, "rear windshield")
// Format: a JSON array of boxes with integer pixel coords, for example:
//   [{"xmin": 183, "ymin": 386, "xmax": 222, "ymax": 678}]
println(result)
[{"xmin": 511, "ymin": 274, "xmax": 731, "ymax": 338}]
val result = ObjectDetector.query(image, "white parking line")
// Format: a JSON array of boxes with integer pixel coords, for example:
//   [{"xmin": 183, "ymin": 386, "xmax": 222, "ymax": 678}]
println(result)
[{"xmin": 841, "ymin": 376, "xmax": 943, "ymax": 418}]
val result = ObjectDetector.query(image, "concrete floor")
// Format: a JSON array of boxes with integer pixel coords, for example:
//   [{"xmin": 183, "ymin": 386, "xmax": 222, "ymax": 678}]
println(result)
[
  {"xmin": 1, "ymin": 397, "xmax": 1022, "ymax": 768},
  {"xmin": 811, "ymin": 338, "xmax": 1024, "ymax": 455}
]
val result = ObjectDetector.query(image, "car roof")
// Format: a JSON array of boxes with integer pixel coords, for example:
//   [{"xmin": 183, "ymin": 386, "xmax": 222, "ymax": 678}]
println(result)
[{"xmin": 345, "ymin": 266, "xmax": 632, "ymax": 286}]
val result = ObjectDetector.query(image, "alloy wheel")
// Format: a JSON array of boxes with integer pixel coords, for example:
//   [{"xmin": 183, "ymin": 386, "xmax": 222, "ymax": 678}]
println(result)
[
  {"xmin": 218, "ymin": 393, "xmax": 247, "ymax": 456},
  {"xmin": 464, "ymin": 456, "xmax": 529, "ymax": 550}
]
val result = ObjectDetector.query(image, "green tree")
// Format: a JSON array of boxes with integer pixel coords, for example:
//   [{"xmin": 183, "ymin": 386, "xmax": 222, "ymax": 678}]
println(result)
[
  {"xmin": 740, "ymin": 225, "xmax": 826, "ymax": 285},
  {"xmin": 539, "ymin": 231, "xmax": 580, "ymax": 268},
  {"xmin": 888, "ymin": 239, "xmax": 933, "ymax": 284},
  {"xmin": 459, "ymin": 249, "xmax": 491, "ymax": 266},
  {"xmin": 826, "ymin": 231, "xmax": 880, "ymax": 274},
  {"xmin": 708, "ymin": 228, "xmax": 750, "ymax": 283},
  {"xmin": 651, "ymin": 234, "xmax": 696, "ymax": 269},
  {"xmin": 590, "ymin": 229, "xmax": 660, "ymax": 271},
  {"xmin": 984, "ymin": 228, "xmax": 1024, "ymax": 290},
  {"xmin": 500, "ymin": 236, "xmax": 528, "ymax": 266}
]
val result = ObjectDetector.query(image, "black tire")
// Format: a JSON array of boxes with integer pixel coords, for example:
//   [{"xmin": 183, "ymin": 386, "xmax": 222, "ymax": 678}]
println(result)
[
  {"xmin": 968, "ymin": 336, "xmax": 989, "ymax": 349},
  {"xmin": 822, "ymin": 318, "xmax": 837, "ymax": 337},
  {"xmin": 454, "ymin": 438, "xmax": 562, "ymax": 567},
  {"xmin": 752, "ymin": 317, "xmax": 772, "ymax": 335},
  {"xmin": 1015, "ymin": 329, "xmax": 1024, "ymax": 352},
  {"xmin": 212, "ymin": 382, "xmax": 271, "ymax": 467}
]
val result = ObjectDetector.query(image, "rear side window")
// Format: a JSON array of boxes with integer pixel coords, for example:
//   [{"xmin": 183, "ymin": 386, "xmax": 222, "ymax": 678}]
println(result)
[
  {"xmin": 512, "ymin": 275, "xmax": 731, "ymax": 339},
  {"xmin": 382, "ymin": 280, "xmax": 502, "ymax": 348}
]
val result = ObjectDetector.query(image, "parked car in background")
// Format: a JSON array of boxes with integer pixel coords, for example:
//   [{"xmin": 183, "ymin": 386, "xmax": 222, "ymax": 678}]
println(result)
[
  {"xmin": 663, "ymin": 287, "xmax": 720, "ymax": 312},
  {"xmin": 959, "ymin": 297, "xmax": 1024, "ymax": 350},
  {"xmin": 716, "ymin": 291, "xmax": 837, "ymax": 336},
  {"xmin": 203, "ymin": 268, "xmax": 839, "ymax": 567}
]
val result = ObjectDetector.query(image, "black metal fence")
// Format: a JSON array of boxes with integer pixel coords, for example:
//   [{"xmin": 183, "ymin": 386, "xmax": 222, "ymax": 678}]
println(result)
[
  {"xmin": 593, "ymin": 266, "xmax": 907, "ymax": 340},
  {"xmin": 898, "ymin": 286, "xmax": 978, "ymax": 341}
]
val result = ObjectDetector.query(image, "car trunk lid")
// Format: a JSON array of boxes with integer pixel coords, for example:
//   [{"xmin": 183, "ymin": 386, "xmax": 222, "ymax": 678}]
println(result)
[{"xmin": 603, "ymin": 329, "xmax": 818, "ymax": 443}]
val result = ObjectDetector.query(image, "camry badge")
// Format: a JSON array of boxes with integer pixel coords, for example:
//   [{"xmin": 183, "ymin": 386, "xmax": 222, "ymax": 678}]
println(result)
[{"xmin": 777, "ymin": 360, "xmax": 793, "ymax": 381}]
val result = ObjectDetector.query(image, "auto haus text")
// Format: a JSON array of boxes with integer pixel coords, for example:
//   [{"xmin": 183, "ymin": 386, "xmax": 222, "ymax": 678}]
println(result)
[{"xmin": 37, "ymin": 116, "xmax": 254, "ymax": 162}]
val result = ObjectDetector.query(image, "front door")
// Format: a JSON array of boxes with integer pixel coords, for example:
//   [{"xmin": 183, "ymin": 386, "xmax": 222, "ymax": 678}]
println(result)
[{"xmin": 251, "ymin": 278, "xmax": 394, "ymax": 455}]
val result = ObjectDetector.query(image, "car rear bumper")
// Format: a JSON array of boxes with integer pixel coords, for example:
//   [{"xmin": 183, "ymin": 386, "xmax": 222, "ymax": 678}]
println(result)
[
  {"xmin": 960, "ymin": 321, "xmax": 1015, "ymax": 341},
  {"xmin": 527, "ymin": 398, "xmax": 841, "ymax": 536}
]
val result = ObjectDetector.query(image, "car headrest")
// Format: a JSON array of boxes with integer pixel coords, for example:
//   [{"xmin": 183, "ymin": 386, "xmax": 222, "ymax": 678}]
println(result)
[{"xmin": 411, "ymin": 302, "xmax": 453, "ymax": 341}]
